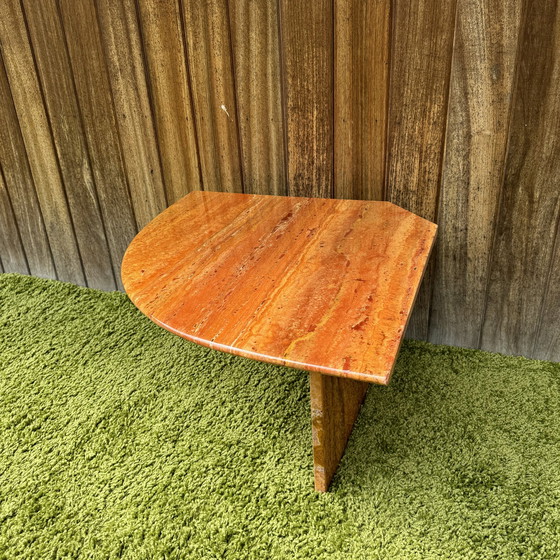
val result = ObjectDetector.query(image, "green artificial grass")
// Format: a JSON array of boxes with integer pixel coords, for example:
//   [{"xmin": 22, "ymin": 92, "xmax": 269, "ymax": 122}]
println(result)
[{"xmin": 0, "ymin": 273, "xmax": 559, "ymax": 559}]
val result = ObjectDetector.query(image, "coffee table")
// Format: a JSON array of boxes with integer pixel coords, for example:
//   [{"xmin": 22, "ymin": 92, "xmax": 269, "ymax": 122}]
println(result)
[{"xmin": 121, "ymin": 191, "xmax": 437, "ymax": 491}]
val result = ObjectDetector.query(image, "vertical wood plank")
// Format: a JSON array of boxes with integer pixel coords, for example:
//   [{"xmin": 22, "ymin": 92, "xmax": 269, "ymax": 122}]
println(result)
[
  {"xmin": 534, "ymin": 222, "xmax": 560, "ymax": 362},
  {"xmin": 481, "ymin": 0, "xmax": 560, "ymax": 357},
  {"xmin": 181, "ymin": 0, "xmax": 243, "ymax": 193},
  {"xmin": 228, "ymin": 0, "xmax": 286, "ymax": 195},
  {"xmin": 385, "ymin": 0, "xmax": 457, "ymax": 339},
  {"xmin": 22, "ymin": 0, "xmax": 115, "ymax": 290},
  {"xmin": 0, "ymin": 169, "xmax": 28, "ymax": 274},
  {"xmin": 58, "ymin": 0, "xmax": 138, "ymax": 289},
  {"xmin": 279, "ymin": 0, "xmax": 333, "ymax": 198},
  {"xmin": 429, "ymin": 0, "xmax": 522, "ymax": 348},
  {"xmin": 0, "ymin": 53, "xmax": 55, "ymax": 279},
  {"xmin": 334, "ymin": 0, "xmax": 390, "ymax": 201},
  {"xmin": 0, "ymin": 0, "xmax": 84, "ymax": 285},
  {"xmin": 137, "ymin": 0, "xmax": 202, "ymax": 204},
  {"xmin": 96, "ymin": 0, "xmax": 167, "ymax": 228}
]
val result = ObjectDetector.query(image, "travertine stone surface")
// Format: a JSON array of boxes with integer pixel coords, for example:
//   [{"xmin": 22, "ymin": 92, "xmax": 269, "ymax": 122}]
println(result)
[
  {"xmin": 310, "ymin": 371, "xmax": 369, "ymax": 491},
  {"xmin": 122, "ymin": 190, "xmax": 437, "ymax": 385}
]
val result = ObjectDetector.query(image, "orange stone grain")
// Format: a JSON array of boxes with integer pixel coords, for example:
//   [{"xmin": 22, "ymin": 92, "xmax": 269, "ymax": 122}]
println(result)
[{"xmin": 122, "ymin": 190, "xmax": 437, "ymax": 385}]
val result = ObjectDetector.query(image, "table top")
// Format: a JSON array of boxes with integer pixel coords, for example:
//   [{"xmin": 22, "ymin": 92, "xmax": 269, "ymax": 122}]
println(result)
[{"xmin": 122, "ymin": 191, "xmax": 437, "ymax": 385}]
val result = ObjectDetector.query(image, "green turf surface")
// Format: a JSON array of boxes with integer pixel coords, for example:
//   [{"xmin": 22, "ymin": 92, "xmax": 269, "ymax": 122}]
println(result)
[{"xmin": 0, "ymin": 273, "xmax": 559, "ymax": 559}]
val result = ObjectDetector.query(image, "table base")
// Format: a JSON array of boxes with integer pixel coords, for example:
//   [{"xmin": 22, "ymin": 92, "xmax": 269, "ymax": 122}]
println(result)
[{"xmin": 310, "ymin": 372, "xmax": 369, "ymax": 491}]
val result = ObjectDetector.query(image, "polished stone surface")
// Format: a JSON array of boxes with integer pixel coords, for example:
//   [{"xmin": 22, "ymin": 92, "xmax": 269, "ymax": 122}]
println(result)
[{"xmin": 122, "ymin": 191, "xmax": 437, "ymax": 385}]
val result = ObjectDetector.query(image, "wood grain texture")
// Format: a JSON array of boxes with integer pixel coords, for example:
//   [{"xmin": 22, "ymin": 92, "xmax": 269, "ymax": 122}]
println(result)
[
  {"xmin": 0, "ymin": 53, "xmax": 54, "ymax": 279},
  {"xmin": 310, "ymin": 371, "xmax": 369, "ymax": 491},
  {"xmin": 280, "ymin": 0, "xmax": 333, "ymax": 198},
  {"xmin": 0, "ymin": 169, "xmax": 28, "ymax": 274},
  {"xmin": 534, "ymin": 222, "xmax": 560, "ymax": 361},
  {"xmin": 334, "ymin": 0, "xmax": 390, "ymax": 201},
  {"xmin": 0, "ymin": 0, "xmax": 559, "ymax": 363},
  {"xmin": 0, "ymin": 0, "xmax": 84, "ymax": 284},
  {"xmin": 481, "ymin": 0, "xmax": 560, "ymax": 357},
  {"xmin": 182, "ymin": 0, "xmax": 243, "ymax": 193},
  {"xmin": 58, "ymin": 0, "xmax": 138, "ymax": 290},
  {"xmin": 385, "ymin": 0, "xmax": 457, "ymax": 340},
  {"xmin": 429, "ymin": 0, "xmax": 522, "ymax": 348},
  {"xmin": 96, "ymin": 0, "xmax": 167, "ymax": 228},
  {"xmin": 137, "ymin": 0, "xmax": 202, "ymax": 204},
  {"xmin": 122, "ymin": 191, "xmax": 437, "ymax": 383},
  {"xmin": 23, "ymin": 0, "xmax": 115, "ymax": 290},
  {"xmin": 229, "ymin": 0, "xmax": 286, "ymax": 195}
]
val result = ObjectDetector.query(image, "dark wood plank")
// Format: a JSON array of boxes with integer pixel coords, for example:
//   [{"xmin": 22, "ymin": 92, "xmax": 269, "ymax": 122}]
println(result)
[
  {"xmin": 137, "ymin": 0, "xmax": 202, "ymax": 204},
  {"xmin": 181, "ymin": 0, "xmax": 243, "ymax": 193},
  {"xmin": 22, "ymin": 0, "xmax": 115, "ymax": 290},
  {"xmin": 334, "ymin": 0, "xmax": 390, "ymax": 201},
  {"xmin": 122, "ymin": 192, "xmax": 437, "ymax": 384},
  {"xmin": 0, "ymin": 52, "xmax": 55, "ymax": 279},
  {"xmin": 279, "ymin": 0, "xmax": 333, "ymax": 198},
  {"xmin": 0, "ymin": 168, "xmax": 28, "ymax": 274},
  {"xmin": 534, "ymin": 223, "xmax": 560, "ymax": 362},
  {"xmin": 429, "ymin": 0, "xmax": 522, "ymax": 348},
  {"xmin": 229, "ymin": 0, "xmax": 286, "ymax": 195},
  {"xmin": 481, "ymin": 0, "xmax": 560, "ymax": 357},
  {"xmin": 59, "ymin": 0, "xmax": 138, "ymax": 289},
  {"xmin": 0, "ymin": 0, "xmax": 84, "ymax": 284},
  {"xmin": 310, "ymin": 371, "xmax": 369, "ymax": 491},
  {"xmin": 385, "ymin": 0, "xmax": 457, "ymax": 339},
  {"xmin": 96, "ymin": 0, "xmax": 167, "ymax": 228}
]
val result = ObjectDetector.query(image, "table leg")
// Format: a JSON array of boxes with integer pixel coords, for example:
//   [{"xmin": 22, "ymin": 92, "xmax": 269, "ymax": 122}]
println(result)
[{"xmin": 309, "ymin": 371, "xmax": 369, "ymax": 492}]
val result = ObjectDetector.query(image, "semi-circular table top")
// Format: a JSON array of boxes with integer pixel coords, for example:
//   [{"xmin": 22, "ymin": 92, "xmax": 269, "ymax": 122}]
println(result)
[{"xmin": 121, "ymin": 191, "xmax": 437, "ymax": 385}]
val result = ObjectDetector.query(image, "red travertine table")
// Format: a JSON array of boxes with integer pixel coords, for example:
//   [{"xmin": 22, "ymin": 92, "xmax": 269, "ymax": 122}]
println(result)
[{"xmin": 121, "ymin": 191, "xmax": 437, "ymax": 491}]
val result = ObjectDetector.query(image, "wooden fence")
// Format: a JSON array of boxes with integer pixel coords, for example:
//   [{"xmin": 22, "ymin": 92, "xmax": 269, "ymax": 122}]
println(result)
[{"xmin": 0, "ymin": 0, "xmax": 558, "ymax": 361}]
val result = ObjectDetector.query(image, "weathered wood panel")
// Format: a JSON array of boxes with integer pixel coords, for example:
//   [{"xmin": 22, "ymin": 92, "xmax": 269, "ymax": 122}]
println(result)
[
  {"xmin": 23, "ymin": 0, "xmax": 115, "ymax": 290},
  {"xmin": 280, "ymin": 0, "xmax": 333, "ymax": 198},
  {"xmin": 385, "ymin": 0, "xmax": 458, "ymax": 340},
  {"xmin": 0, "ymin": 0, "xmax": 84, "ymax": 284},
  {"xmin": 137, "ymin": 0, "xmax": 202, "ymax": 203},
  {"xmin": 481, "ymin": 0, "xmax": 560, "ymax": 357},
  {"xmin": 58, "ymin": 0, "xmax": 138, "ymax": 290},
  {"xmin": 182, "ymin": 0, "xmax": 243, "ymax": 193},
  {"xmin": 429, "ymin": 0, "xmax": 522, "ymax": 348},
  {"xmin": 534, "ymin": 225, "xmax": 560, "ymax": 361},
  {"xmin": 0, "ymin": 53, "xmax": 55, "ymax": 279},
  {"xmin": 0, "ymin": 0, "xmax": 559, "ymax": 362},
  {"xmin": 334, "ymin": 0, "xmax": 390, "ymax": 201},
  {"xmin": 229, "ymin": 0, "xmax": 286, "ymax": 195},
  {"xmin": 138, "ymin": 0, "xmax": 202, "ymax": 204},
  {"xmin": 97, "ymin": 0, "xmax": 167, "ymax": 228},
  {"xmin": 0, "ymin": 169, "xmax": 28, "ymax": 274}
]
